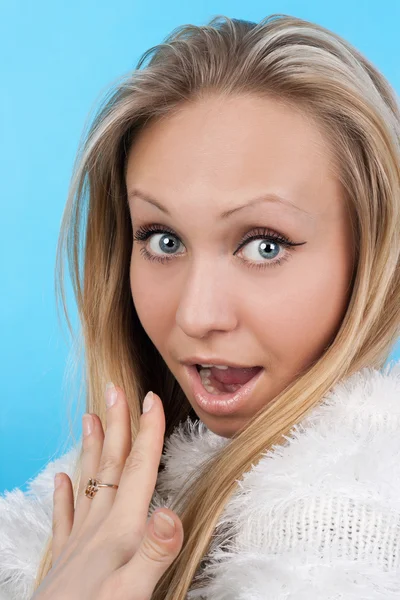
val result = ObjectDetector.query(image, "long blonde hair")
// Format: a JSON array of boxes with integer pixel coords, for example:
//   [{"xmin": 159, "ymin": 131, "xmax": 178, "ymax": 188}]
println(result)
[{"xmin": 34, "ymin": 13, "xmax": 400, "ymax": 599}]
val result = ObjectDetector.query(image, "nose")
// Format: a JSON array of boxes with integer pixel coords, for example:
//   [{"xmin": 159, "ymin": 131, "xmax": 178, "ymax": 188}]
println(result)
[{"xmin": 175, "ymin": 258, "xmax": 238, "ymax": 338}]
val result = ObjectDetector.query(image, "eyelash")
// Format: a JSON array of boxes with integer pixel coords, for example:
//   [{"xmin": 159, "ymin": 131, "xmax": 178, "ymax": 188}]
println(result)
[{"xmin": 132, "ymin": 223, "xmax": 305, "ymax": 271}]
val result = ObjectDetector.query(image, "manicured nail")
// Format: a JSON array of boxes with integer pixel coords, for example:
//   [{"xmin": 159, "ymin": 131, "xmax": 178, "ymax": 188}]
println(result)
[
  {"xmin": 82, "ymin": 413, "xmax": 93, "ymax": 436},
  {"xmin": 153, "ymin": 511, "xmax": 176, "ymax": 540},
  {"xmin": 143, "ymin": 391, "xmax": 154, "ymax": 413},
  {"xmin": 105, "ymin": 382, "xmax": 117, "ymax": 408}
]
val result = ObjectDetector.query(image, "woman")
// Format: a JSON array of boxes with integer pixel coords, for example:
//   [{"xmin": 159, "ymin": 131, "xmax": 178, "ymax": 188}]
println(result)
[{"xmin": 1, "ymin": 12, "xmax": 400, "ymax": 600}]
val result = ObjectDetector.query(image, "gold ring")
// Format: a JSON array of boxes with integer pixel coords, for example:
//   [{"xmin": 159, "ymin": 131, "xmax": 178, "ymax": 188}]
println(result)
[{"xmin": 85, "ymin": 477, "xmax": 119, "ymax": 499}]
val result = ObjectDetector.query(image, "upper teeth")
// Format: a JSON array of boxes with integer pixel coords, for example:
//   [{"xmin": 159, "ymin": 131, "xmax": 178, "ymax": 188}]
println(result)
[{"xmin": 199, "ymin": 363, "xmax": 229, "ymax": 369}]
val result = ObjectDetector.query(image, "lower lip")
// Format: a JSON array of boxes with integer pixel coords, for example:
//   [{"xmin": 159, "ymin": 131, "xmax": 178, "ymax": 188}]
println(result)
[{"xmin": 183, "ymin": 365, "xmax": 265, "ymax": 416}]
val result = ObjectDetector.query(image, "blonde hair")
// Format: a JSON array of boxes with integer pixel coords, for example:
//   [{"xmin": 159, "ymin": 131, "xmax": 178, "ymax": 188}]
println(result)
[{"xmin": 34, "ymin": 13, "xmax": 400, "ymax": 599}]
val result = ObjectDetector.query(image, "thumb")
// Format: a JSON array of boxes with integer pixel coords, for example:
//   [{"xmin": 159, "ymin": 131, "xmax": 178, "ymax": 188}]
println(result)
[{"xmin": 102, "ymin": 509, "xmax": 184, "ymax": 600}]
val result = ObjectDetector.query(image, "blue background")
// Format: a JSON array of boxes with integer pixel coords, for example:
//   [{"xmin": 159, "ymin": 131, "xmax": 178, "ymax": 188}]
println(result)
[{"xmin": 1, "ymin": 1, "xmax": 399, "ymax": 493}]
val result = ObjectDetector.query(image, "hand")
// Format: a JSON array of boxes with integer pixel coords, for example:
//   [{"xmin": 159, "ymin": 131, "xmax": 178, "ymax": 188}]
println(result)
[{"xmin": 33, "ymin": 387, "xmax": 184, "ymax": 600}]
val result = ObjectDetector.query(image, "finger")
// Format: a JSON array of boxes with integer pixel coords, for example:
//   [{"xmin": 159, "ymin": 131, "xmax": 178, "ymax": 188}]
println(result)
[
  {"xmin": 88, "ymin": 384, "xmax": 132, "ymax": 518},
  {"xmin": 52, "ymin": 472, "xmax": 74, "ymax": 565},
  {"xmin": 70, "ymin": 413, "xmax": 104, "ymax": 537},
  {"xmin": 100, "ymin": 509, "xmax": 184, "ymax": 600},
  {"xmin": 110, "ymin": 391, "xmax": 165, "ymax": 529}
]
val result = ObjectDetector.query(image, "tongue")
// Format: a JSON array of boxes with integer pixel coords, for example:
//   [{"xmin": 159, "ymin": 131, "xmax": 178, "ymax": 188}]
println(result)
[{"xmin": 210, "ymin": 366, "xmax": 262, "ymax": 386}]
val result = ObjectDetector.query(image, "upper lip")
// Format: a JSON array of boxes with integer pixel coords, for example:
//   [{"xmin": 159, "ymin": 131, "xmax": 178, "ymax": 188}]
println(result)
[{"xmin": 180, "ymin": 356, "xmax": 262, "ymax": 369}]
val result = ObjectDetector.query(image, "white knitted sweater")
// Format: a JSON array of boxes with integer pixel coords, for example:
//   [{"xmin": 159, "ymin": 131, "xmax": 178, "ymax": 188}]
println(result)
[{"xmin": 1, "ymin": 364, "xmax": 400, "ymax": 599}]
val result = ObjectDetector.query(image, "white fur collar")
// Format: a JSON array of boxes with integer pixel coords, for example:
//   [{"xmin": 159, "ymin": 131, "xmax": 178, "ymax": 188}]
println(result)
[{"xmin": 1, "ymin": 363, "xmax": 400, "ymax": 599}]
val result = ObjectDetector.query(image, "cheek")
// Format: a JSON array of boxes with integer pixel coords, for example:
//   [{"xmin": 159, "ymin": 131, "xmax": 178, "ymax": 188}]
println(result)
[
  {"xmin": 130, "ymin": 257, "xmax": 175, "ymax": 345},
  {"xmin": 250, "ymin": 243, "xmax": 352, "ymax": 372}
]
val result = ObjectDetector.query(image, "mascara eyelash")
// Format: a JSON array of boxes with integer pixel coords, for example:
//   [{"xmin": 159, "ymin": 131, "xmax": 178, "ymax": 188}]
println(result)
[{"xmin": 133, "ymin": 223, "xmax": 306, "ymax": 270}]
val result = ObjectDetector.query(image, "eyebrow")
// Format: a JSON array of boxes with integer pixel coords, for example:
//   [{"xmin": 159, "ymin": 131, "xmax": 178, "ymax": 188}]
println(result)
[{"xmin": 128, "ymin": 187, "xmax": 312, "ymax": 219}]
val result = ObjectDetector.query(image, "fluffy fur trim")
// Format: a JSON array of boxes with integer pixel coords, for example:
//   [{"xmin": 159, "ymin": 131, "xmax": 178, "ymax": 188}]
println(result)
[
  {"xmin": 0, "ymin": 447, "xmax": 79, "ymax": 600},
  {"xmin": 186, "ymin": 364, "xmax": 400, "ymax": 598}
]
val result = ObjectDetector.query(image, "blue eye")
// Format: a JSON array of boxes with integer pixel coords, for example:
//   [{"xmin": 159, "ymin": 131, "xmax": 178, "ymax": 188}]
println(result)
[
  {"xmin": 238, "ymin": 238, "xmax": 281, "ymax": 263},
  {"xmin": 147, "ymin": 232, "xmax": 184, "ymax": 256},
  {"xmin": 132, "ymin": 224, "xmax": 306, "ymax": 271}
]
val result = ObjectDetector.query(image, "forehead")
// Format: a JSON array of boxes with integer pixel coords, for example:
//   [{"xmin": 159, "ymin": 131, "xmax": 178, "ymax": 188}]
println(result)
[{"xmin": 126, "ymin": 94, "xmax": 343, "ymax": 223}]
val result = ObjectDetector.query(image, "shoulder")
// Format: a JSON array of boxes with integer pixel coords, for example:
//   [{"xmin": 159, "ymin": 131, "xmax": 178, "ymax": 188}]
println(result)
[
  {"xmin": 190, "ymin": 364, "xmax": 400, "ymax": 599},
  {"xmin": 0, "ymin": 446, "xmax": 79, "ymax": 600}
]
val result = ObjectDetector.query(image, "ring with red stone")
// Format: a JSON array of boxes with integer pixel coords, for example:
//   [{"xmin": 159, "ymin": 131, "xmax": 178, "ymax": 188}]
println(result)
[{"xmin": 84, "ymin": 477, "xmax": 119, "ymax": 499}]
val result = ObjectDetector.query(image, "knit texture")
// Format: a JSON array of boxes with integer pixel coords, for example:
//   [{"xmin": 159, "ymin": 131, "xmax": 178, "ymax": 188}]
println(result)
[{"xmin": 1, "ymin": 363, "xmax": 400, "ymax": 599}]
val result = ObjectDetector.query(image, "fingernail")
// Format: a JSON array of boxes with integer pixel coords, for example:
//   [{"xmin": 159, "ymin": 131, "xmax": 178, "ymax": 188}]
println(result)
[
  {"xmin": 105, "ymin": 382, "xmax": 117, "ymax": 408},
  {"xmin": 54, "ymin": 473, "xmax": 63, "ymax": 489},
  {"xmin": 153, "ymin": 511, "xmax": 176, "ymax": 540},
  {"xmin": 82, "ymin": 413, "xmax": 93, "ymax": 436},
  {"xmin": 143, "ymin": 391, "xmax": 154, "ymax": 413}
]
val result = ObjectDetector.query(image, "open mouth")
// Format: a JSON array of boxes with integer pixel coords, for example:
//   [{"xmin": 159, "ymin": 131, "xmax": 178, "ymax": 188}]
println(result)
[
  {"xmin": 184, "ymin": 363, "xmax": 265, "ymax": 416},
  {"xmin": 195, "ymin": 364, "xmax": 263, "ymax": 395}
]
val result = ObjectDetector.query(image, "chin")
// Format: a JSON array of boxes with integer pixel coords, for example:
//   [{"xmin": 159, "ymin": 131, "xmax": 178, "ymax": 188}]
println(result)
[{"xmin": 195, "ymin": 410, "xmax": 248, "ymax": 439}]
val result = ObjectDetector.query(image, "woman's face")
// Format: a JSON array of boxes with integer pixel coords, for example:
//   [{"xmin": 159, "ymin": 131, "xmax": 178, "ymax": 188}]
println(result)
[{"xmin": 125, "ymin": 94, "xmax": 355, "ymax": 438}]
